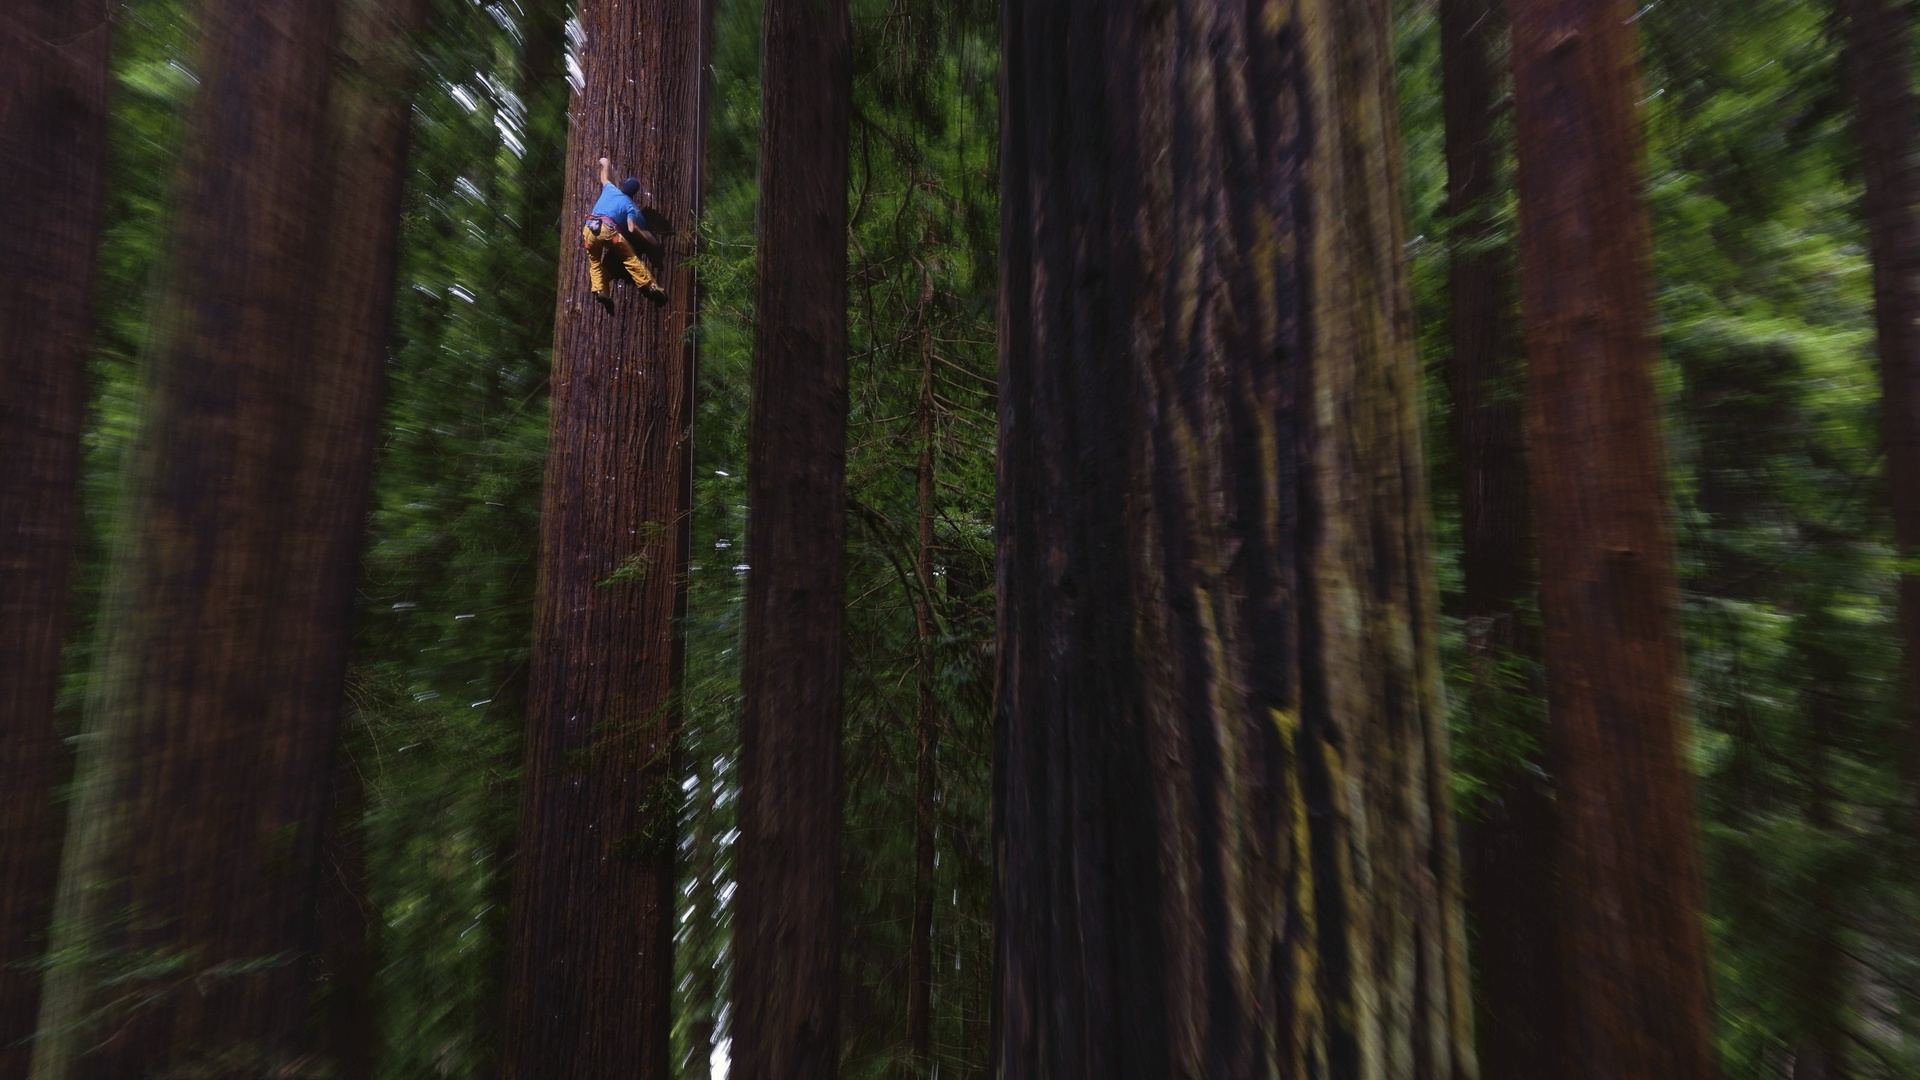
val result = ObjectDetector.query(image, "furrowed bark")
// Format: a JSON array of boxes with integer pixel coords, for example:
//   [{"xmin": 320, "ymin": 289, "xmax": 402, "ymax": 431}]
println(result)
[
  {"xmin": 1436, "ymin": 0, "xmax": 1560, "ymax": 1074},
  {"xmin": 994, "ymin": 0, "xmax": 1474, "ymax": 1075},
  {"xmin": 0, "ymin": 4, "xmax": 110, "ymax": 1075},
  {"xmin": 732, "ymin": 0, "xmax": 853, "ymax": 1075},
  {"xmin": 31, "ymin": 0, "xmax": 426, "ymax": 1069},
  {"xmin": 1509, "ymin": 0, "xmax": 1716, "ymax": 1077},
  {"xmin": 499, "ymin": 0, "xmax": 711, "ymax": 1073},
  {"xmin": 1841, "ymin": 0, "xmax": 1920, "ymax": 789}
]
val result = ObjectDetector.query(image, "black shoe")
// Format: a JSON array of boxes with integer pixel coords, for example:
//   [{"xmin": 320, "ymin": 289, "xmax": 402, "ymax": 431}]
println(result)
[
  {"xmin": 642, "ymin": 284, "xmax": 668, "ymax": 306},
  {"xmin": 593, "ymin": 290, "xmax": 614, "ymax": 313}
]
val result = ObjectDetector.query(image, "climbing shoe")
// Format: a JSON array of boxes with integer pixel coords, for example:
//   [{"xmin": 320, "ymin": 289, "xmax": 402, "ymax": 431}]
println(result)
[
  {"xmin": 593, "ymin": 290, "xmax": 614, "ymax": 313},
  {"xmin": 641, "ymin": 283, "xmax": 668, "ymax": 305}
]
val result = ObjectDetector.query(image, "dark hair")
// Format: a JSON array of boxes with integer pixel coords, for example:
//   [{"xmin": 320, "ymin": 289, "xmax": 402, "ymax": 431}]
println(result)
[{"xmin": 620, "ymin": 178, "xmax": 641, "ymax": 199}]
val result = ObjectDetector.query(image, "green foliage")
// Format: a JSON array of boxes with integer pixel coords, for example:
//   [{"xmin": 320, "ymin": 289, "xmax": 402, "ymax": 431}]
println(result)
[
  {"xmin": 837, "ymin": 4, "xmax": 1000, "ymax": 1073},
  {"xmin": 1400, "ymin": 0, "xmax": 1920, "ymax": 1073},
  {"xmin": 1642, "ymin": 3, "xmax": 1915, "ymax": 1072},
  {"xmin": 341, "ymin": 0, "xmax": 571, "ymax": 1073},
  {"xmin": 672, "ymin": 4, "xmax": 1000, "ymax": 1076}
]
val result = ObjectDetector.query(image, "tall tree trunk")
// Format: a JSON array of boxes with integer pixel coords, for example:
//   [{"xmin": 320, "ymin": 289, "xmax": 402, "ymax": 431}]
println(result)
[
  {"xmin": 0, "ymin": 5, "xmax": 111, "ymax": 1076},
  {"xmin": 732, "ymin": 0, "xmax": 852, "ymax": 1076},
  {"xmin": 1842, "ymin": 0, "xmax": 1920, "ymax": 784},
  {"xmin": 1509, "ymin": 1, "xmax": 1716, "ymax": 1078},
  {"xmin": 1436, "ymin": 0, "xmax": 1559, "ymax": 1075},
  {"xmin": 1441, "ymin": 0, "xmax": 1530, "ymax": 656},
  {"xmin": 907, "ymin": 273, "xmax": 940, "ymax": 1078},
  {"xmin": 31, "ymin": 0, "xmax": 425, "ymax": 1069},
  {"xmin": 499, "ymin": 0, "xmax": 711, "ymax": 1073},
  {"xmin": 994, "ymin": 0, "xmax": 1474, "ymax": 1075},
  {"xmin": 303, "ymin": 0, "xmax": 432, "ymax": 1072}
]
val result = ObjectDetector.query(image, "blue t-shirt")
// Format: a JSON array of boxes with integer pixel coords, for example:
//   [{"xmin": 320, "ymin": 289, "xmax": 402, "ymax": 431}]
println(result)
[{"xmin": 590, "ymin": 183, "xmax": 642, "ymax": 230}]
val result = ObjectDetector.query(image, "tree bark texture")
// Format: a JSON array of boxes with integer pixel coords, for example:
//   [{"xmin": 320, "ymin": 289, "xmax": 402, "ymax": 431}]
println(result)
[
  {"xmin": 1509, "ymin": 1, "xmax": 1716, "ymax": 1078},
  {"xmin": 500, "ymin": 0, "xmax": 710, "ymax": 1074},
  {"xmin": 1436, "ymin": 0, "xmax": 1560, "ymax": 1075},
  {"xmin": 29, "ymin": 0, "xmax": 425, "ymax": 1071},
  {"xmin": 0, "ymin": 4, "xmax": 110, "ymax": 1074},
  {"xmin": 1842, "ymin": 0, "xmax": 1920, "ymax": 782},
  {"xmin": 732, "ymin": 0, "xmax": 852, "ymax": 1077},
  {"xmin": 995, "ymin": 1, "xmax": 1475, "ymax": 1076}
]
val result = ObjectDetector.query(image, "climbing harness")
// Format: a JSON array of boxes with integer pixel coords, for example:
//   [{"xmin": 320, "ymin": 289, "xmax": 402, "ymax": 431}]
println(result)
[{"xmin": 584, "ymin": 213, "xmax": 625, "ymax": 236}]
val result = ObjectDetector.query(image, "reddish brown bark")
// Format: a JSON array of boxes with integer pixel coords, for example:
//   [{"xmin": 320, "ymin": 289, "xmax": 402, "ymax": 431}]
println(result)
[
  {"xmin": 995, "ymin": 0, "xmax": 1473, "ymax": 1075},
  {"xmin": 1510, "ymin": 1, "xmax": 1715, "ymax": 1077},
  {"xmin": 1842, "ymin": 0, "xmax": 1920, "ymax": 782},
  {"xmin": 1437, "ymin": 0, "xmax": 1560, "ymax": 1075},
  {"xmin": 731, "ymin": 0, "xmax": 852, "ymax": 1075},
  {"xmin": 0, "ymin": 4, "xmax": 110, "ymax": 1074},
  {"xmin": 499, "ymin": 0, "xmax": 711, "ymax": 1074},
  {"xmin": 31, "ymin": 0, "xmax": 427, "ymax": 1070}
]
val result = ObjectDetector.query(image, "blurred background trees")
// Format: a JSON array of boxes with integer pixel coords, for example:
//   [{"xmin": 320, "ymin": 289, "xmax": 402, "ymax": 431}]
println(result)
[
  {"xmin": 0, "ymin": 2, "xmax": 110, "ymax": 1075},
  {"xmin": 2, "ymin": 0, "xmax": 1917, "ymax": 1075}
]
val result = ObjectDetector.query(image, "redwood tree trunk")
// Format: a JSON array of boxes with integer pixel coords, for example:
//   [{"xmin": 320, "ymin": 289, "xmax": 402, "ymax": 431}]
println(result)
[
  {"xmin": 499, "ymin": 0, "xmax": 710, "ymax": 1074},
  {"xmin": 1510, "ymin": 1, "xmax": 1716, "ymax": 1077},
  {"xmin": 1441, "ymin": 0, "xmax": 1531, "ymax": 639},
  {"xmin": 732, "ymin": 0, "xmax": 852, "ymax": 1075},
  {"xmin": 995, "ymin": 0, "xmax": 1474, "ymax": 1075},
  {"xmin": 30, "ymin": 0, "xmax": 428, "ymax": 1070},
  {"xmin": 1842, "ymin": 0, "xmax": 1920, "ymax": 782},
  {"xmin": 1437, "ymin": 0, "xmax": 1560, "ymax": 1075},
  {"xmin": 0, "ymin": 5, "xmax": 111, "ymax": 1076},
  {"xmin": 304, "ymin": 0, "xmax": 433, "ymax": 1072}
]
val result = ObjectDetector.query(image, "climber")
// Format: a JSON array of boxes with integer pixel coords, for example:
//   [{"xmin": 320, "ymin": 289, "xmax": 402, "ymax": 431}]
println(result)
[{"xmin": 582, "ymin": 156, "xmax": 666, "ymax": 311}]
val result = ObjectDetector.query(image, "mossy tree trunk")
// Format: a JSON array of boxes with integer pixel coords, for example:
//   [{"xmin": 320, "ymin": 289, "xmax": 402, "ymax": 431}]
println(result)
[
  {"xmin": 1436, "ymin": 0, "xmax": 1560, "ymax": 1074},
  {"xmin": 499, "ymin": 0, "xmax": 710, "ymax": 1074},
  {"xmin": 30, "ymin": 0, "xmax": 427, "ymax": 1071},
  {"xmin": 732, "ymin": 0, "xmax": 853, "ymax": 1076},
  {"xmin": 1510, "ymin": 0, "xmax": 1716, "ymax": 1077},
  {"xmin": 0, "ymin": 5, "xmax": 111, "ymax": 1076},
  {"xmin": 994, "ymin": 0, "xmax": 1475, "ymax": 1075},
  {"xmin": 1841, "ymin": 0, "xmax": 1920, "ymax": 785}
]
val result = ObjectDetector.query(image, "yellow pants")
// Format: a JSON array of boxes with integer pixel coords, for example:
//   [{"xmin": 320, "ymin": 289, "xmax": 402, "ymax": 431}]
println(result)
[{"xmin": 582, "ymin": 223, "xmax": 656, "ymax": 294}]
